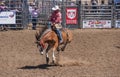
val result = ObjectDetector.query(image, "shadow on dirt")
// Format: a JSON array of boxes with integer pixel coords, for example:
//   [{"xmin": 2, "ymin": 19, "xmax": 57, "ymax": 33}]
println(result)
[
  {"xmin": 115, "ymin": 45, "xmax": 120, "ymax": 49},
  {"xmin": 19, "ymin": 64, "xmax": 57, "ymax": 70}
]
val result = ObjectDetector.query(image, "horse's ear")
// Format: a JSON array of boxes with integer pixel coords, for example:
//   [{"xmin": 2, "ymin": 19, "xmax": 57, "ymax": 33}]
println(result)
[
  {"xmin": 35, "ymin": 32, "xmax": 39, "ymax": 40},
  {"xmin": 39, "ymin": 28, "xmax": 44, "ymax": 36}
]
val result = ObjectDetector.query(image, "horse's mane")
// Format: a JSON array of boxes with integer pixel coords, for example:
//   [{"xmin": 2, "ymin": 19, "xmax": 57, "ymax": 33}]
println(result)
[{"xmin": 35, "ymin": 27, "xmax": 51, "ymax": 41}]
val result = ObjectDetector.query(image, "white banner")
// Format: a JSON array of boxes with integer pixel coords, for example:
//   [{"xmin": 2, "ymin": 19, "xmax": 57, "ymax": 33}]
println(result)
[
  {"xmin": 115, "ymin": 20, "xmax": 120, "ymax": 28},
  {"xmin": 0, "ymin": 11, "xmax": 16, "ymax": 24},
  {"xmin": 83, "ymin": 20, "xmax": 111, "ymax": 28}
]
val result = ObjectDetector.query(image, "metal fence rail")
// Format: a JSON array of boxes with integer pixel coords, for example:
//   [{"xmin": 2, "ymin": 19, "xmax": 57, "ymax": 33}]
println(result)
[
  {"xmin": 35, "ymin": 1, "xmax": 120, "ymax": 29},
  {"xmin": 114, "ymin": 5, "xmax": 120, "ymax": 28},
  {"xmin": 2, "ymin": 0, "xmax": 119, "ymax": 29},
  {"xmin": 0, "ymin": 0, "xmax": 29, "ymax": 30},
  {"xmin": 31, "ymin": 0, "xmax": 77, "ymax": 26},
  {"xmin": 79, "ymin": 5, "xmax": 114, "ymax": 28}
]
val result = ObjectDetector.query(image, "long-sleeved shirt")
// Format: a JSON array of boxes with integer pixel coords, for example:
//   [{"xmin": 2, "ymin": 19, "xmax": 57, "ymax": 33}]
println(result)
[
  {"xmin": 50, "ymin": 11, "xmax": 61, "ymax": 24},
  {"xmin": 0, "ymin": 6, "xmax": 6, "ymax": 11},
  {"xmin": 31, "ymin": 9, "xmax": 39, "ymax": 18}
]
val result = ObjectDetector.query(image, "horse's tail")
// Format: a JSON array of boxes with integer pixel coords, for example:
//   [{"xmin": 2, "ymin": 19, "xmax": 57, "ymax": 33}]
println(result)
[
  {"xmin": 62, "ymin": 28, "xmax": 73, "ymax": 43},
  {"xmin": 66, "ymin": 29, "xmax": 73, "ymax": 43}
]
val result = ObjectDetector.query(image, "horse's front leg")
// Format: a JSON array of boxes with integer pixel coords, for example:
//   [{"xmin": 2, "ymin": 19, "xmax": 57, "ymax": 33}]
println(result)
[
  {"xmin": 52, "ymin": 48, "xmax": 57, "ymax": 64},
  {"xmin": 46, "ymin": 51, "xmax": 49, "ymax": 64},
  {"xmin": 61, "ymin": 42, "xmax": 68, "ymax": 51}
]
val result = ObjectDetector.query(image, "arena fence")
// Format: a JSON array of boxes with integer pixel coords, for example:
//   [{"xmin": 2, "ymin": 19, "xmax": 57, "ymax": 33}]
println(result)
[
  {"xmin": 28, "ymin": 0, "xmax": 77, "ymax": 28},
  {"xmin": 1, "ymin": 0, "xmax": 120, "ymax": 29},
  {"xmin": 64, "ymin": 4, "xmax": 120, "ymax": 29},
  {"xmin": 0, "ymin": 0, "xmax": 29, "ymax": 30},
  {"xmin": 115, "ymin": 5, "xmax": 120, "ymax": 28},
  {"xmin": 34, "ymin": 1, "xmax": 120, "ymax": 29},
  {"xmin": 79, "ymin": 5, "xmax": 113, "ymax": 28}
]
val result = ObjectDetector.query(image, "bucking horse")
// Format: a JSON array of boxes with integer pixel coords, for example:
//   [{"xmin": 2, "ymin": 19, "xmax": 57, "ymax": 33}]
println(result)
[{"xmin": 35, "ymin": 26, "xmax": 73, "ymax": 64}]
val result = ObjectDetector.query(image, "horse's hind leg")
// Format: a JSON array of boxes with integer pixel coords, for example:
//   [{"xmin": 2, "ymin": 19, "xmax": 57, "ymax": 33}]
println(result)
[
  {"xmin": 45, "ymin": 45, "xmax": 51, "ymax": 64},
  {"xmin": 61, "ymin": 42, "xmax": 68, "ymax": 51}
]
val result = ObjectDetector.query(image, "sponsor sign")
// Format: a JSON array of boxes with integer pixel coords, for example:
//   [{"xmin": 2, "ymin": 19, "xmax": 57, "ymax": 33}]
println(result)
[
  {"xmin": 0, "ymin": 11, "xmax": 16, "ymax": 24},
  {"xmin": 115, "ymin": 20, "xmax": 120, "ymax": 28},
  {"xmin": 66, "ymin": 8, "xmax": 77, "ymax": 24},
  {"xmin": 83, "ymin": 20, "xmax": 111, "ymax": 28}
]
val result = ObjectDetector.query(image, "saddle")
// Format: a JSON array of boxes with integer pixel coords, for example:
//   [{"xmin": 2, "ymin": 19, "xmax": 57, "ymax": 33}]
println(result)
[
  {"xmin": 52, "ymin": 28, "xmax": 63, "ymax": 41},
  {"xmin": 53, "ymin": 28, "xmax": 69, "ymax": 43},
  {"xmin": 51, "ymin": 24, "xmax": 69, "ymax": 44}
]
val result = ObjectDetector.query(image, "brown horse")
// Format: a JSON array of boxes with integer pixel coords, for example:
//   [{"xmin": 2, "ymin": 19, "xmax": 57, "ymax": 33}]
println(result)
[{"xmin": 35, "ymin": 27, "xmax": 73, "ymax": 64}]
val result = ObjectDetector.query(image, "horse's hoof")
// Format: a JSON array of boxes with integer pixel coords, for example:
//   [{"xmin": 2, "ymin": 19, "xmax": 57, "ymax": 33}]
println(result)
[
  {"xmin": 52, "ymin": 61, "xmax": 55, "ymax": 64},
  {"xmin": 46, "ymin": 57, "xmax": 49, "ymax": 64},
  {"xmin": 52, "ymin": 60, "xmax": 56, "ymax": 65},
  {"xmin": 41, "ymin": 52, "xmax": 44, "ymax": 55},
  {"xmin": 61, "ymin": 48, "xmax": 65, "ymax": 51},
  {"xmin": 57, "ymin": 47, "xmax": 60, "ymax": 51}
]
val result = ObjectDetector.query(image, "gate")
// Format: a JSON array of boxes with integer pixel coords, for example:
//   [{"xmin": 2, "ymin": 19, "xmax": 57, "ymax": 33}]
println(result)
[
  {"xmin": 36, "ymin": 0, "xmax": 77, "ymax": 28},
  {"xmin": 80, "ymin": 5, "xmax": 113, "ymax": 28},
  {"xmin": 29, "ymin": 1, "xmax": 120, "ymax": 29},
  {"xmin": 0, "ymin": 0, "xmax": 29, "ymax": 29},
  {"xmin": 115, "ymin": 4, "xmax": 120, "ymax": 28}
]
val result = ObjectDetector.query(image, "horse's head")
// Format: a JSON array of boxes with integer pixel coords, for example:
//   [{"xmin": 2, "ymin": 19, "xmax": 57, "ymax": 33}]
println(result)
[
  {"xmin": 35, "ymin": 40, "xmax": 45, "ymax": 55},
  {"xmin": 35, "ymin": 27, "xmax": 48, "ymax": 55}
]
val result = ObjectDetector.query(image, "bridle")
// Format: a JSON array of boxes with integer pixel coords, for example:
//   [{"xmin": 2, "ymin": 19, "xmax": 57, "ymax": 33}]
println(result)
[{"xmin": 36, "ymin": 40, "xmax": 46, "ymax": 53}]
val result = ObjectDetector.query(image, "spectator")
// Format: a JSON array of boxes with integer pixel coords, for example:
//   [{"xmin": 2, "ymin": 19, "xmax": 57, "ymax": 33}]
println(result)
[
  {"xmin": 0, "ymin": 2, "xmax": 8, "ymax": 12},
  {"xmin": 0, "ymin": 2, "xmax": 8, "ymax": 31},
  {"xmin": 108, "ymin": 0, "xmax": 114, "ymax": 5},
  {"xmin": 29, "ymin": 3, "xmax": 35, "ymax": 14},
  {"xmin": 31, "ymin": 6, "xmax": 39, "ymax": 30},
  {"xmin": 116, "ymin": 2, "xmax": 120, "ymax": 9},
  {"xmin": 91, "ymin": 0, "xmax": 98, "ymax": 12},
  {"xmin": 101, "ymin": 1, "xmax": 105, "ymax": 13},
  {"xmin": 84, "ymin": 1, "xmax": 89, "ymax": 12},
  {"xmin": 70, "ymin": 3, "xmax": 75, "ymax": 6},
  {"xmin": 28, "ymin": 3, "xmax": 34, "ymax": 23},
  {"xmin": 91, "ymin": 0, "xmax": 98, "ymax": 5}
]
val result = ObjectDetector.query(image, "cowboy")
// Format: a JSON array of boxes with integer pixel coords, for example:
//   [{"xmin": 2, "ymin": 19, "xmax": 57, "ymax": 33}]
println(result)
[
  {"xmin": 0, "ymin": 2, "xmax": 5, "ymax": 12},
  {"xmin": 31, "ymin": 6, "xmax": 39, "ymax": 30},
  {"xmin": 50, "ymin": 5, "xmax": 63, "ymax": 43}
]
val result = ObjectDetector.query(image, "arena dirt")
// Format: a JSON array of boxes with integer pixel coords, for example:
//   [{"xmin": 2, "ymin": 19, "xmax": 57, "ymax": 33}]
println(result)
[{"xmin": 0, "ymin": 29, "xmax": 120, "ymax": 77}]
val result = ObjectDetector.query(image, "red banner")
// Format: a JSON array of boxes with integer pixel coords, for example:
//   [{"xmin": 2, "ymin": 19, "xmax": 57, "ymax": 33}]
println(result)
[{"xmin": 66, "ymin": 7, "xmax": 78, "ymax": 24}]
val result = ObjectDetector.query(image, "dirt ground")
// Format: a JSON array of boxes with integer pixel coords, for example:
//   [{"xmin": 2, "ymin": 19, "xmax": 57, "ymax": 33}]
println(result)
[{"xmin": 0, "ymin": 28, "xmax": 120, "ymax": 77}]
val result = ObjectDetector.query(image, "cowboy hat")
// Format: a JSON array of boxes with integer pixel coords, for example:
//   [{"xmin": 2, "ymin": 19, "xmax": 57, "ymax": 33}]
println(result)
[
  {"xmin": 0, "ymin": 2, "xmax": 5, "ymax": 5},
  {"xmin": 52, "ymin": 5, "xmax": 60, "ymax": 10}
]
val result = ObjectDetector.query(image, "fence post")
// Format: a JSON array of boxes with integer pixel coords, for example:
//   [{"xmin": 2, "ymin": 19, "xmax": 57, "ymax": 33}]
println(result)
[
  {"xmin": 61, "ymin": 0, "xmax": 66, "ymax": 28},
  {"xmin": 112, "ymin": 3, "xmax": 115, "ymax": 28},
  {"xmin": 77, "ymin": 0, "xmax": 81, "ymax": 28}
]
